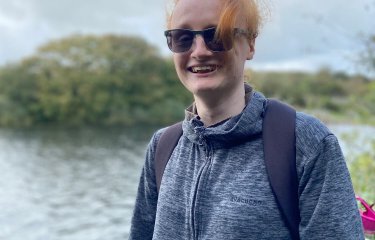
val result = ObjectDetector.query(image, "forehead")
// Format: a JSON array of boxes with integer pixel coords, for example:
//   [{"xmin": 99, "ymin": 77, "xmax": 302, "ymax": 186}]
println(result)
[{"xmin": 171, "ymin": 0, "xmax": 224, "ymax": 29}]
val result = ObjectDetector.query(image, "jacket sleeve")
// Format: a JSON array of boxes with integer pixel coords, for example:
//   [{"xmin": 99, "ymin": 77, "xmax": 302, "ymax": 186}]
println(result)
[
  {"xmin": 298, "ymin": 134, "xmax": 365, "ymax": 239},
  {"xmin": 129, "ymin": 133, "xmax": 159, "ymax": 240}
]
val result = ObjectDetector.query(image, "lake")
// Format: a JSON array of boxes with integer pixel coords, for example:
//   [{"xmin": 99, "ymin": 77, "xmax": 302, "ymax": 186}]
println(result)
[{"xmin": 0, "ymin": 124, "xmax": 374, "ymax": 240}]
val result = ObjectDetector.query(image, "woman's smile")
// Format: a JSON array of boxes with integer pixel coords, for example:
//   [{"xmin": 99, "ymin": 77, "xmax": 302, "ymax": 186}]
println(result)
[{"xmin": 188, "ymin": 65, "xmax": 219, "ymax": 74}]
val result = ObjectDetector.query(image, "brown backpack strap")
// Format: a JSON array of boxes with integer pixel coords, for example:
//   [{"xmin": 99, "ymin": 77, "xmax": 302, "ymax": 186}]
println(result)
[
  {"xmin": 263, "ymin": 99, "xmax": 300, "ymax": 240},
  {"xmin": 154, "ymin": 122, "xmax": 183, "ymax": 193}
]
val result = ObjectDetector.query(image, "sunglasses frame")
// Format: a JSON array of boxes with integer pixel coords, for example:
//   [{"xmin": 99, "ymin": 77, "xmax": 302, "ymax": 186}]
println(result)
[{"xmin": 164, "ymin": 27, "xmax": 251, "ymax": 53}]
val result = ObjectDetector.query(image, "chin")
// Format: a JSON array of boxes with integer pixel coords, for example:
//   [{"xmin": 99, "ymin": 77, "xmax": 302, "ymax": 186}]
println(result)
[
  {"xmin": 190, "ymin": 83, "xmax": 224, "ymax": 97},
  {"xmin": 181, "ymin": 73, "xmax": 227, "ymax": 95}
]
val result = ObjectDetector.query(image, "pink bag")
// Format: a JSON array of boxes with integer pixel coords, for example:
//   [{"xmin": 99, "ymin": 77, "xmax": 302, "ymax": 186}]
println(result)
[{"xmin": 356, "ymin": 196, "xmax": 375, "ymax": 235}]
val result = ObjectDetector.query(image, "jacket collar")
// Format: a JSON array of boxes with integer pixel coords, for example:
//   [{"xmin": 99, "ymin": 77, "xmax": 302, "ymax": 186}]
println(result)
[{"xmin": 182, "ymin": 84, "xmax": 267, "ymax": 149}]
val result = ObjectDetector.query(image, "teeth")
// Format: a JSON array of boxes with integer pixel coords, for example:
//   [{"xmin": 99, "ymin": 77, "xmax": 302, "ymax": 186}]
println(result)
[{"xmin": 191, "ymin": 65, "xmax": 217, "ymax": 73}]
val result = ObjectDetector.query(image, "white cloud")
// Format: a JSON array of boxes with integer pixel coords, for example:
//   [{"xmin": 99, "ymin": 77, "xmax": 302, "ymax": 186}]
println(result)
[
  {"xmin": 0, "ymin": 0, "xmax": 373, "ymax": 76},
  {"xmin": 0, "ymin": 15, "xmax": 19, "ymax": 29},
  {"xmin": 249, "ymin": 49, "xmax": 364, "ymax": 76}
]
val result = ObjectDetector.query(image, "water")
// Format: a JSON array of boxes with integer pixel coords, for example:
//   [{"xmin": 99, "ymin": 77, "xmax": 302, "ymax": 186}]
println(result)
[
  {"xmin": 0, "ymin": 124, "xmax": 373, "ymax": 240},
  {"xmin": 0, "ymin": 127, "xmax": 154, "ymax": 240},
  {"xmin": 329, "ymin": 124, "xmax": 375, "ymax": 161}
]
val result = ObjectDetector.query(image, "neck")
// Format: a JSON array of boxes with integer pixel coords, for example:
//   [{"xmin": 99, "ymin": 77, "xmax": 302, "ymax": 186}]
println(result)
[{"xmin": 194, "ymin": 86, "xmax": 246, "ymax": 127}]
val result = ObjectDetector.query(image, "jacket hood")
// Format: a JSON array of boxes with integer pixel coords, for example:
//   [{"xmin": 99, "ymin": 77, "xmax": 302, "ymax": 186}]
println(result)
[{"xmin": 182, "ymin": 84, "xmax": 267, "ymax": 149}]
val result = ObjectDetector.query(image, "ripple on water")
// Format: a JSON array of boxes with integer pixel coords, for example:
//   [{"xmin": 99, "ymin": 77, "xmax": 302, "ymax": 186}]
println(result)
[{"xmin": 0, "ymin": 127, "xmax": 148, "ymax": 240}]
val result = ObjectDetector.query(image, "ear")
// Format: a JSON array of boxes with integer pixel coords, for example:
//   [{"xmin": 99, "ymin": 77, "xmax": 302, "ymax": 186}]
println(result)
[{"xmin": 246, "ymin": 38, "xmax": 255, "ymax": 60}]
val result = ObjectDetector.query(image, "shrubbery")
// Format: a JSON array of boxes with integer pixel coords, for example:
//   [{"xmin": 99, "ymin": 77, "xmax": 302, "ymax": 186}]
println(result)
[{"xmin": 0, "ymin": 34, "xmax": 374, "ymax": 127}]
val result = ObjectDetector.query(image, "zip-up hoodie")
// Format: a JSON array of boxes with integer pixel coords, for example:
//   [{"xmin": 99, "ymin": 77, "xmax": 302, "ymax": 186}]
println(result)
[{"xmin": 129, "ymin": 86, "xmax": 364, "ymax": 240}]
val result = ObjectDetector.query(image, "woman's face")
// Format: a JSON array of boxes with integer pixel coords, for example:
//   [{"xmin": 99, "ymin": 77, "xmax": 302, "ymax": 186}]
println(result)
[{"xmin": 170, "ymin": 0, "xmax": 255, "ymax": 100}]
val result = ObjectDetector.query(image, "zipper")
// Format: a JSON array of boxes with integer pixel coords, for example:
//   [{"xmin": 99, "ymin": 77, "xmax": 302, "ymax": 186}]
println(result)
[{"xmin": 190, "ymin": 139, "xmax": 212, "ymax": 240}]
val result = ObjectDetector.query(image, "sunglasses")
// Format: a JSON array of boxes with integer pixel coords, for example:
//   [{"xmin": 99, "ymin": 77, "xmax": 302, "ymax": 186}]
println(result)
[{"xmin": 164, "ymin": 27, "xmax": 250, "ymax": 53}]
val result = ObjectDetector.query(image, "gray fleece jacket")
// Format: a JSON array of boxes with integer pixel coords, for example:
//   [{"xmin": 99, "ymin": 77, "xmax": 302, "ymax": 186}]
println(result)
[{"xmin": 129, "ymin": 88, "xmax": 364, "ymax": 240}]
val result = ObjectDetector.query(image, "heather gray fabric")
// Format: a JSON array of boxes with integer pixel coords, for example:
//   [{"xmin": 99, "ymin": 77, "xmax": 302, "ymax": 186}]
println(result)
[{"xmin": 129, "ymin": 89, "xmax": 364, "ymax": 240}]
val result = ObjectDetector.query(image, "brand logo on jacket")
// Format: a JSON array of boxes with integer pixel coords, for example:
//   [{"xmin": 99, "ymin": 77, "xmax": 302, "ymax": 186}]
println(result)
[{"xmin": 230, "ymin": 195, "xmax": 263, "ymax": 206}]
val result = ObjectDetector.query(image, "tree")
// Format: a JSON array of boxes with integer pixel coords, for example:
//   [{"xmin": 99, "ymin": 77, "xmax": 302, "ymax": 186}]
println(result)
[
  {"xmin": 360, "ymin": 35, "xmax": 375, "ymax": 76},
  {"xmin": 0, "ymin": 34, "xmax": 190, "ymax": 127}
]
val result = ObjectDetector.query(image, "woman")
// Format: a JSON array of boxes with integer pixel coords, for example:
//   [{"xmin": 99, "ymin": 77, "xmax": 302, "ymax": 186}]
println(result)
[{"xmin": 129, "ymin": 0, "xmax": 364, "ymax": 239}]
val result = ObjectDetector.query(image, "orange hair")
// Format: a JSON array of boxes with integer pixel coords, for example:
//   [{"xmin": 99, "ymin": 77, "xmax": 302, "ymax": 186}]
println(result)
[{"xmin": 166, "ymin": 0, "xmax": 261, "ymax": 49}]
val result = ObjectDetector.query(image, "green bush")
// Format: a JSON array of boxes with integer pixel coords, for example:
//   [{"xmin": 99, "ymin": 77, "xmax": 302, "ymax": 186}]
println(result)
[{"xmin": 349, "ymin": 141, "xmax": 375, "ymax": 203}]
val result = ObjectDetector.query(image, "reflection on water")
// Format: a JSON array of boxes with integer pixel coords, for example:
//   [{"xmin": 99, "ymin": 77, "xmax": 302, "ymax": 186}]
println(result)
[
  {"xmin": 0, "ymin": 125, "xmax": 373, "ymax": 240},
  {"xmin": 0, "ymin": 127, "xmax": 154, "ymax": 240}
]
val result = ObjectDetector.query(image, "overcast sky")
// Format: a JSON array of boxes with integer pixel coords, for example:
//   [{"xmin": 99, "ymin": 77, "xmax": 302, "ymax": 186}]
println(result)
[{"xmin": 0, "ymin": 0, "xmax": 374, "ymax": 75}]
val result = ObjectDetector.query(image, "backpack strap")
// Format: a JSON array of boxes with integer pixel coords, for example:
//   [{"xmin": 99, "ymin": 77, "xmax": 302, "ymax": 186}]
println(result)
[
  {"xmin": 154, "ymin": 121, "xmax": 183, "ymax": 193},
  {"xmin": 263, "ymin": 99, "xmax": 300, "ymax": 240}
]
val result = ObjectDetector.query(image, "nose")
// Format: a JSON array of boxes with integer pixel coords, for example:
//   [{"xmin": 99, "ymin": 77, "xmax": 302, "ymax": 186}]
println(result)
[{"xmin": 190, "ymin": 35, "xmax": 213, "ymax": 57}]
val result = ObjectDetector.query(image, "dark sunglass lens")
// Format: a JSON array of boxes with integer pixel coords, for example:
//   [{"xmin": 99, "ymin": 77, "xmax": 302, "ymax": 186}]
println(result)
[
  {"xmin": 166, "ymin": 35, "xmax": 173, "ymax": 51},
  {"xmin": 203, "ymin": 28, "xmax": 225, "ymax": 52},
  {"xmin": 170, "ymin": 30, "xmax": 194, "ymax": 53}
]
